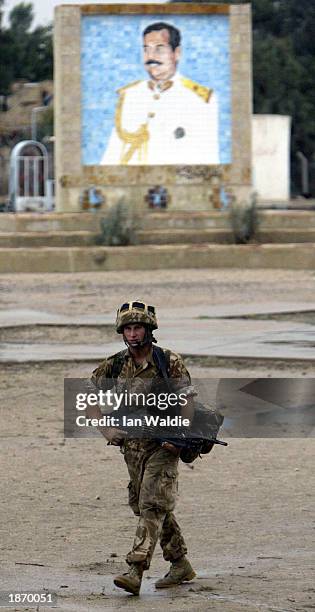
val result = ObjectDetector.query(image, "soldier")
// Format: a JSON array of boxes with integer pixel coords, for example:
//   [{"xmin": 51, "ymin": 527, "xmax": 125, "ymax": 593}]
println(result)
[
  {"xmin": 88, "ymin": 301, "xmax": 197, "ymax": 596},
  {"xmin": 101, "ymin": 22, "xmax": 220, "ymax": 165}
]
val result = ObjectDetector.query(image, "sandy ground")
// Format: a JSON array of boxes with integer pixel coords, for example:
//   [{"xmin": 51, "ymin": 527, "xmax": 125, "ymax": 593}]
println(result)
[
  {"xmin": 1, "ymin": 269, "xmax": 315, "ymax": 315},
  {"xmin": 1, "ymin": 269, "xmax": 315, "ymax": 611}
]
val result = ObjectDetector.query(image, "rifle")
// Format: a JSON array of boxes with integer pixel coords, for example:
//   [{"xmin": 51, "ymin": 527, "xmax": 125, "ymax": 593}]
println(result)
[{"xmin": 107, "ymin": 407, "xmax": 227, "ymax": 463}]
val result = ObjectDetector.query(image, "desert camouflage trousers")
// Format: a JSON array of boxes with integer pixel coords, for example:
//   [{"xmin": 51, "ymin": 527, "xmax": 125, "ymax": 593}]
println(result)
[{"xmin": 122, "ymin": 439, "xmax": 187, "ymax": 570}]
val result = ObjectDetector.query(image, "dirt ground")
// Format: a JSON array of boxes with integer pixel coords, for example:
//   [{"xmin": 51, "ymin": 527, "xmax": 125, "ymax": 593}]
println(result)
[
  {"xmin": 1, "ymin": 269, "xmax": 315, "ymax": 612},
  {"xmin": 1, "ymin": 268, "xmax": 315, "ymax": 315}
]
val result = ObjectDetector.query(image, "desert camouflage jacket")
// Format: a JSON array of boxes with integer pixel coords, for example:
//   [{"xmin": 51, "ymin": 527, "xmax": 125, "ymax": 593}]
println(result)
[{"xmin": 91, "ymin": 346, "xmax": 196, "ymax": 401}]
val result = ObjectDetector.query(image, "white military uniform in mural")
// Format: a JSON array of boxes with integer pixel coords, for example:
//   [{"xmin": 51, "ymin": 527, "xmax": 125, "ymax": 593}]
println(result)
[{"xmin": 101, "ymin": 73, "xmax": 220, "ymax": 165}]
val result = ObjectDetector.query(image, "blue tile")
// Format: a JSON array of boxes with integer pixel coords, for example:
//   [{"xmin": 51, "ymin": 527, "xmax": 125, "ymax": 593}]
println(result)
[{"xmin": 81, "ymin": 13, "xmax": 231, "ymax": 164}]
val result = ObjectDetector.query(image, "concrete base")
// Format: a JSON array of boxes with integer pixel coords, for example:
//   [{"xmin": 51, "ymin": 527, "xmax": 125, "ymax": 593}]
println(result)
[
  {"xmin": 1, "ymin": 228, "xmax": 315, "ymax": 247},
  {"xmin": 138, "ymin": 228, "xmax": 315, "ymax": 245},
  {"xmin": 0, "ymin": 212, "xmax": 104, "ymax": 233},
  {"xmin": 258, "ymin": 230, "xmax": 315, "ymax": 243},
  {"xmin": 0, "ymin": 211, "xmax": 314, "ymax": 270},
  {"xmin": 0, "ymin": 231, "xmax": 96, "ymax": 248},
  {"xmin": 1, "ymin": 244, "xmax": 315, "ymax": 273},
  {"xmin": 1, "ymin": 210, "xmax": 314, "ymax": 232},
  {"xmin": 0, "ymin": 228, "xmax": 234, "ymax": 247},
  {"xmin": 137, "ymin": 229, "xmax": 234, "ymax": 244}
]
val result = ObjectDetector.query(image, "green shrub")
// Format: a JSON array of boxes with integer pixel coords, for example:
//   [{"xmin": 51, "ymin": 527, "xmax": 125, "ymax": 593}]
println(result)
[
  {"xmin": 95, "ymin": 201, "xmax": 137, "ymax": 246},
  {"xmin": 229, "ymin": 194, "xmax": 259, "ymax": 244}
]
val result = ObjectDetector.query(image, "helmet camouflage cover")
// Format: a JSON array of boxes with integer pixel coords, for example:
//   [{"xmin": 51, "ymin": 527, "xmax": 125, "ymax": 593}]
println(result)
[{"xmin": 116, "ymin": 301, "xmax": 158, "ymax": 333}]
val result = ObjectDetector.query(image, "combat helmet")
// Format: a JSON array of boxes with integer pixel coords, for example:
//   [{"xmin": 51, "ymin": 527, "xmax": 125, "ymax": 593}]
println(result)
[{"xmin": 116, "ymin": 301, "xmax": 158, "ymax": 333}]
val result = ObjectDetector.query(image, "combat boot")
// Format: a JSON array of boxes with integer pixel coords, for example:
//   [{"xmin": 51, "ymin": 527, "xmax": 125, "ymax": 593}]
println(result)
[
  {"xmin": 114, "ymin": 563, "xmax": 144, "ymax": 595},
  {"xmin": 155, "ymin": 556, "xmax": 196, "ymax": 589}
]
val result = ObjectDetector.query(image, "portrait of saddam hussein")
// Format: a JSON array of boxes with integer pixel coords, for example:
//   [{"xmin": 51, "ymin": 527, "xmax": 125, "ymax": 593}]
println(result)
[{"xmin": 100, "ymin": 22, "xmax": 220, "ymax": 166}]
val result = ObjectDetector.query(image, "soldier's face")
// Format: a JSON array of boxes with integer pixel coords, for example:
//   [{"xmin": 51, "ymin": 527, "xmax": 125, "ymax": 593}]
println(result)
[
  {"xmin": 123, "ymin": 323, "xmax": 146, "ymax": 346},
  {"xmin": 143, "ymin": 29, "xmax": 180, "ymax": 82}
]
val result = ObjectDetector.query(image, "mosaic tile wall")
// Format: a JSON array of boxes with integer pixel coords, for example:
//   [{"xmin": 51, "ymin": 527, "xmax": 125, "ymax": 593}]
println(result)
[{"xmin": 81, "ymin": 14, "xmax": 231, "ymax": 165}]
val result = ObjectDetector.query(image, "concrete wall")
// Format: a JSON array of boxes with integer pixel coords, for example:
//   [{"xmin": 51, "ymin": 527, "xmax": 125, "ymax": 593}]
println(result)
[
  {"xmin": 54, "ymin": 4, "xmax": 253, "ymax": 212},
  {"xmin": 252, "ymin": 115, "xmax": 291, "ymax": 202}
]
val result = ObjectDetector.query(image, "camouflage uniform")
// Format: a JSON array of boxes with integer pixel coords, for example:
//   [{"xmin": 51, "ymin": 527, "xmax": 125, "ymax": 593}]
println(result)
[{"xmin": 92, "ymin": 347, "xmax": 195, "ymax": 570}]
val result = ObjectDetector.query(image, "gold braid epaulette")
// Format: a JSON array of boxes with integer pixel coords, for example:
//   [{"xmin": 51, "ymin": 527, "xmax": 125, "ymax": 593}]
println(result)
[
  {"xmin": 117, "ymin": 80, "xmax": 142, "ymax": 94},
  {"xmin": 115, "ymin": 81, "xmax": 149, "ymax": 164},
  {"xmin": 180, "ymin": 77, "xmax": 212, "ymax": 103}
]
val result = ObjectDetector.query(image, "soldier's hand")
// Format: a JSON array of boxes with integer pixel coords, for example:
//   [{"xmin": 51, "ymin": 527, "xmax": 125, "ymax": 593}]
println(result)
[
  {"xmin": 161, "ymin": 441, "xmax": 181, "ymax": 457},
  {"xmin": 85, "ymin": 404, "xmax": 102, "ymax": 421},
  {"xmin": 105, "ymin": 427, "xmax": 126, "ymax": 446}
]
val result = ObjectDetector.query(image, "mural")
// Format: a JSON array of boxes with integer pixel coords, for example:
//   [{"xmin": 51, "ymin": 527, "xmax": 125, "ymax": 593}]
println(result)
[{"xmin": 81, "ymin": 13, "xmax": 231, "ymax": 166}]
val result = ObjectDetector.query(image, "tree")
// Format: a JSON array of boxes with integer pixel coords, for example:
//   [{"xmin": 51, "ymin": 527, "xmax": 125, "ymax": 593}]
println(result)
[
  {"xmin": 0, "ymin": 0, "xmax": 4, "ymax": 27},
  {"xmin": 252, "ymin": 0, "xmax": 315, "ymax": 175},
  {"xmin": 171, "ymin": 0, "xmax": 315, "ymax": 191},
  {"xmin": 22, "ymin": 24, "xmax": 53, "ymax": 81},
  {"xmin": 0, "ymin": 1, "xmax": 53, "ymax": 94},
  {"xmin": 0, "ymin": 30, "xmax": 14, "ymax": 94},
  {"xmin": 0, "ymin": 1, "xmax": 14, "ymax": 94},
  {"xmin": 9, "ymin": 2, "xmax": 33, "ymax": 33}
]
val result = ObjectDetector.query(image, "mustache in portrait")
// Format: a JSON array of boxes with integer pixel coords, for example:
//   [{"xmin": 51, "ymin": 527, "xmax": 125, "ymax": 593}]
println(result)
[{"xmin": 145, "ymin": 60, "xmax": 163, "ymax": 66}]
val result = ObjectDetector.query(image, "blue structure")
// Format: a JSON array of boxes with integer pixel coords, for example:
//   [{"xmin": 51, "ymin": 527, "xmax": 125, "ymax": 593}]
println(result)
[{"xmin": 81, "ymin": 13, "xmax": 231, "ymax": 165}]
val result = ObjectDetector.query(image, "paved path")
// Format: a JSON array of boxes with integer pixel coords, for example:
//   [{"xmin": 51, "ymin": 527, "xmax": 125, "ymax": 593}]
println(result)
[
  {"xmin": 0, "ymin": 302, "xmax": 315, "ymax": 326},
  {"xmin": 1, "ymin": 303, "xmax": 315, "ymax": 363}
]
